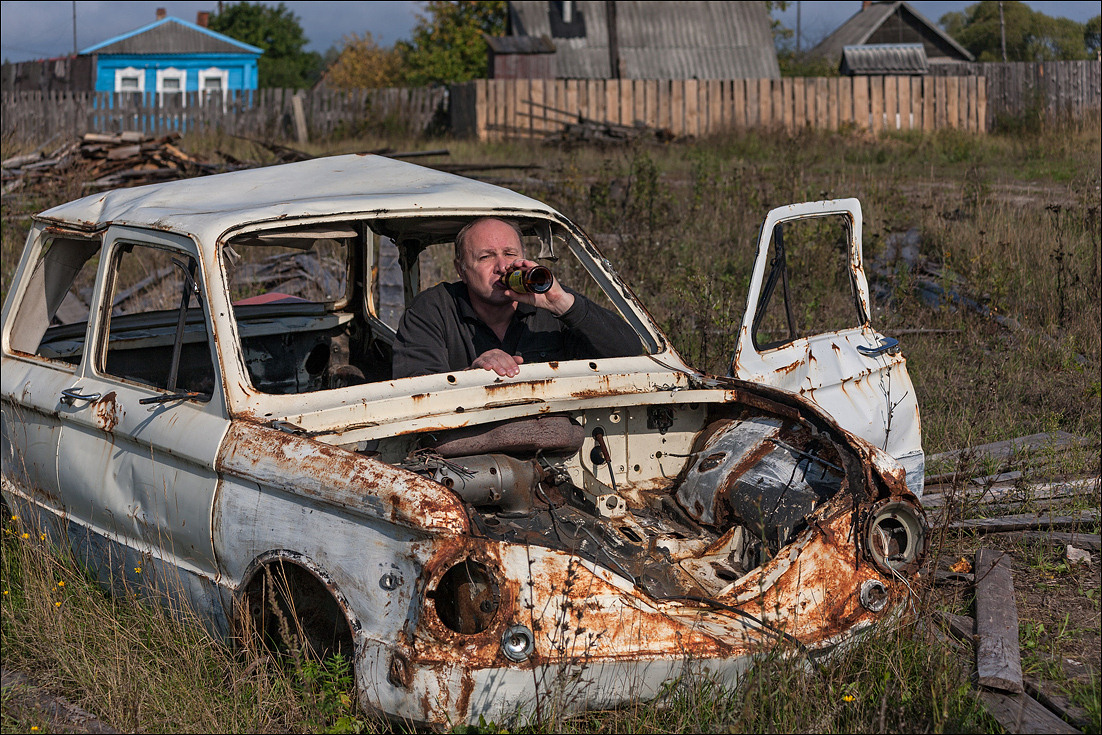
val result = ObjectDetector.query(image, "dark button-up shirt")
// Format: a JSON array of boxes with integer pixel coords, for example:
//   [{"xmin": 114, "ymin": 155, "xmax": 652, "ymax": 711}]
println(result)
[{"xmin": 392, "ymin": 282, "xmax": 643, "ymax": 378}]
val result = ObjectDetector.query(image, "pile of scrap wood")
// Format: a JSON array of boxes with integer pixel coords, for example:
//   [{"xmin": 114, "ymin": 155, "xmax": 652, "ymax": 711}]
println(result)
[
  {"xmin": 933, "ymin": 550, "xmax": 1092, "ymax": 733},
  {"xmin": 1, "ymin": 132, "xmax": 224, "ymax": 194},
  {"xmin": 926, "ymin": 431, "xmax": 1098, "ymax": 733},
  {"xmin": 922, "ymin": 431, "xmax": 1100, "ymax": 530},
  {"xmin": 518, "ymin": 100, "xmax": 675, "ymax": 145}
]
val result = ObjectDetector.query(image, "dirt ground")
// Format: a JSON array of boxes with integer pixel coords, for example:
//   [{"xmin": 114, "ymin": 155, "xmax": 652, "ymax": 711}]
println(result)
[{"xmin": 1, "ymin": 667, "xmax": 118, "ymax": 734}]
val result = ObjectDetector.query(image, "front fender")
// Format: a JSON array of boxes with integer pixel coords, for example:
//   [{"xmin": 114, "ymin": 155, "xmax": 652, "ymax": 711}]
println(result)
[{"xmin": 217, "ymin": 421, "xmax": 469, "ymax": 535}]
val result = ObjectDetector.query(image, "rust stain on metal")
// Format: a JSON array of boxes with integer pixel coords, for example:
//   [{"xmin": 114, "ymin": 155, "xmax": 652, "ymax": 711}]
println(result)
[
  {"xmin": 93, "ymin": 391, "xmax": 122, "ymax": 432},
  {"xmin": 217, "ymin": 421, "xmax": 470, "ymax": 534}
]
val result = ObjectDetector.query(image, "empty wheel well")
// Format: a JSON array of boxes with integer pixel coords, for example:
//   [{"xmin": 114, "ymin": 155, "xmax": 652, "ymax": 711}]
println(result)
[{"xmin": 240, "ymin": 556, "xmax": 356, "ymax": 662}]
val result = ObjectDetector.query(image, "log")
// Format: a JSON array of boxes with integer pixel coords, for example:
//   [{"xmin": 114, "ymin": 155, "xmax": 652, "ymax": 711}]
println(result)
[
  {"xmin": 974, "ymin": 549, "xmax": 1023, "ymax": 694},
  {"xmin": 949, "ymin": 510, "xmax": 1098, "ymax": 533}
]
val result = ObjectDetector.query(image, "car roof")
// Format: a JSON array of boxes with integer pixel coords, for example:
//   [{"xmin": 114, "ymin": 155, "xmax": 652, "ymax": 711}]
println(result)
[{"xmin": 35, "ymin": 154, "xmax": 558, "ymax": 244}]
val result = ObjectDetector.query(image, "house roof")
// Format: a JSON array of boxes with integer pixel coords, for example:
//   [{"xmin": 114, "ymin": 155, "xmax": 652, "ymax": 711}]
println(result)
[
  {"xmin": 80, "ymin": 16, "xmax": 263, "ymax": 56},
  {"xmin": 808, "ymin": 1, "xmax": 973, "ymax": 63},
  {"xmin": 841, "ymin": 44, "xmax": 930, "ymax": 75},
  {"xmin": 507, "ymin": 1, "xmax": 779, "ymax": 79},
  {"xmin": 485, "ymin": 35, "xmax": 556, "ymax": 55},
  {"xmin": 36, "ymin": 155, "xmax": 556, "ymax": 247}
]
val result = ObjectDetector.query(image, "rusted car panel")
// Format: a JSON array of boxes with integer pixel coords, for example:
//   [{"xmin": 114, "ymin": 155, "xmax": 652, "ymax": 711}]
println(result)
[{"xmin": 1, "ymin": 155, "xmax": 926, "ymax": 727}]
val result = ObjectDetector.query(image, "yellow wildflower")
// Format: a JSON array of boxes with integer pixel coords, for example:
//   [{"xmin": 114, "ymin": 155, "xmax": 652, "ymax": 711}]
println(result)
[
  {"xmin": 54, "ymin": 601, "xmax": 61, "ymax": 608},
  {"xmin": 21, "ymin": 532, "xmax": 29, "ymax": 539},
  {"xmin": 40, "ymin": 533, "xmax": 46, "ymax": 541},
  {"xmin": 57, "ymin": 581, "xmax": 65, "ymax": 588},
  {"xmin": 843, "ymin": 695, "xmax": 855, "ymax": 702},
  {"xmin": 134, "ymin": 566, "xmax": 142, "ymax": 574}
]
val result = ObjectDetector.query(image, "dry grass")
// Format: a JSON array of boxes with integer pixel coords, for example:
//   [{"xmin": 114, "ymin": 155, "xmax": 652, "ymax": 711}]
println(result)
[{"xmin": 2, "ymin": 120, "xmax": 1099, "ymax": 733}]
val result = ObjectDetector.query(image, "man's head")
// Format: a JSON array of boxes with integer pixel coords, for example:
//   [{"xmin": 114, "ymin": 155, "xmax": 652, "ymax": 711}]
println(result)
[{"xmin": 454, "ymin": 218, "xmax": 525, "ymax": 308}]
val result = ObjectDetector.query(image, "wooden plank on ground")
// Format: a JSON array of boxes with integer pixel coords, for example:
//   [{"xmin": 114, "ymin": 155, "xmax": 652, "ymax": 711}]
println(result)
[
  {"xmin": 1017, "ymin": 531, "xmax": 1101, "ymax": 551},
  {"xmin": 1024, "ymin": 678, "xmax": 1092, "ymax": 732},
  {"xmin": 926, "ymin": 431, "xmax": 1090, "ymax": 470},
  {"xmin": 978, "ymin": 690, "xmax": 1080, "ymax": 734},
  {"xmin": 921, "ymin": 477, "xmax": 1098, "ymax": 506},
  {"xmin": 974, "ymin": 549, "xmax": 1023, "ymax": 694},
  {"xmin": 950, "ymin": 510, "xmax": 1098, "ymax": 533},
  {"xmin": 936, "ymin": 610, "xmax": 975, "ymax": 643}
]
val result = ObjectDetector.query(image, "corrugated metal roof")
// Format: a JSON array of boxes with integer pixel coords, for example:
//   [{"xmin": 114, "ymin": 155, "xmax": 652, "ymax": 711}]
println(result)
[
  {"xmin": 508, "ymin": 1, "xmax": 779, "ymax": 79},
  {"xmin": 81, "ymin": 17, "xmax": 262, "ymax": 56},
  {"xmin": 808, "ymin": 2, "xmax": 972, "ymax": 63},
  {"xmin": 486, "ymin": 35, "xmax": 556, "ymax": 54},
  {"xmin": 841, "ymin": 44, "xmax": 929, "ymax": 75}
]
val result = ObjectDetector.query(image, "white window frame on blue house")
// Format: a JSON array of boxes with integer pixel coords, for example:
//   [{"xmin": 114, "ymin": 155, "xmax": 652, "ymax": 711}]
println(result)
[
  {"xmin": 114, "ymin": 66, "xmax": 145, "ymax": 96},
  {"xmin": 198, "ymin": 67, "xmax": 229, "ymax": 109},
  {"xmin": 156, "ymin": 67, "xmax": 187, "ymax": 107}
]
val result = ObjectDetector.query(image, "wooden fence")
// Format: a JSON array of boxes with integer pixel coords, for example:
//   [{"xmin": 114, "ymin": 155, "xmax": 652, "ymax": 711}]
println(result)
[
  {"xmin": 450, "ymin": 76, "xmax": 989, "ymax": 140},
  {"xmin": 930, "ymin": 60, "xmax": 1101, "ymax": 128},
  {"xmin": 0, "ymin": 86, "xmax": 447, "ymax": 142},
  {"xmin": 4, "ymin": 63, "xmax": 1098, "ymax": 143}
]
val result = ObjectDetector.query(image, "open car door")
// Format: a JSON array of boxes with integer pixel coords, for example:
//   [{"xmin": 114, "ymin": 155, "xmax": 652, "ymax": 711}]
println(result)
[{"xmin": 732, "ymin": 199, "xmax": 924, "ymax": 495}]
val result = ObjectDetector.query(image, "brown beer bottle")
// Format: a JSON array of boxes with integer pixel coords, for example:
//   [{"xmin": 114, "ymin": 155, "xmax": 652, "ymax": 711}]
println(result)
[{"xmin": 502, "ymin": 265, "xmax": 553, "ymax": 294}]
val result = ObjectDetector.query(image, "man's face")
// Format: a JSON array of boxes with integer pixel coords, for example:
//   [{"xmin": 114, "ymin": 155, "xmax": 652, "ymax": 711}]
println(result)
[{"xmin": 455, "ymin": 219, "xmax": 524, "ymax": 307}]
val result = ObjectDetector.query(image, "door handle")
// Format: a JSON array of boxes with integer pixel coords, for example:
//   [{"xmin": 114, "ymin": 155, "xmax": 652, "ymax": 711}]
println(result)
[
  {"xmin": 857, "ymin": 336, "xmax": 900, "ymax": 357},
  {"xmin": 60, "ymin": 388, "xmax": 101, "ymax": 406}
]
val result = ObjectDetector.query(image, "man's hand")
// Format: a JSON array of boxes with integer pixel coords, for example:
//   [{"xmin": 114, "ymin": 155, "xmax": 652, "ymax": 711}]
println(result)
[
  {"xmin": 502, "ymin": 259, "xmax": 575, "ymax": 316},
  {"xmin": 471, "ymin": 349, "xmax": 524, "ymax": 377}
]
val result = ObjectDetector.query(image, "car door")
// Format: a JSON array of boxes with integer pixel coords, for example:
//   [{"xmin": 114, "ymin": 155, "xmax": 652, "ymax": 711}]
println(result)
[
  {"xmin": 732, "ymin": 199, "xmax": 923, "ymax": 496},
  {"xmin": 2, "ymin": 227, "xmax": 101, "ymax": 516},
  {"xmin": 54, "ymin": 226, "xmax": 228, "ymax": 592}
]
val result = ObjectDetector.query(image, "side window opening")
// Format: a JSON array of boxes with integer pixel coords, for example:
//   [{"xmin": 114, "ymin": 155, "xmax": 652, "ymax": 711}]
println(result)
[
  {"xmin": 100, "ymin": 242, "xmax": 215, "ymax": 401},
  {"xmin": 225, "ymin": 225, "xmax": 371, "ymax": 394},
  {"xmin": 752, "ymin": 214, "xmax": 865, "ymax": 350},
  {"xmin": 8, "ymin": 236, "xmax": 101, "ymax": 365}
]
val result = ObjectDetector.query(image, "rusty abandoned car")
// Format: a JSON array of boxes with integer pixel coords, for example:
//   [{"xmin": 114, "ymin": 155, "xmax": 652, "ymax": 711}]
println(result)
[{"xmin": 1, "ymin": 155, "xmax": 927, "ymax": 726}]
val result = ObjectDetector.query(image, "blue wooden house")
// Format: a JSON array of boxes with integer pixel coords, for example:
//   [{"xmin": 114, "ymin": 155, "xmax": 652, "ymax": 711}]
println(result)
[{"xmin": 79, "ymin": 10, "xmax": 262, "ymax": 100}]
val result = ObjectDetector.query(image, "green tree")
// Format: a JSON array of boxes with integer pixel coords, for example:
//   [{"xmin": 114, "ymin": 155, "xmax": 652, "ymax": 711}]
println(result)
[
  {"xmin": 1086, "ymin": 15, "xmax": 1101, "ymax": 57},
  {"xmin": 939, "ymin": 1, "xmax": 1094, "ymax": 62},
  {"xmin": 208, "ymin": 2, "xmax": 322, "ymax": 88},
  {"xmin": 395, "ymin": 1, "xmax": 507, "ymax": 86},
  {"xmin": 324, "ymin": 33, "xmax": 403, "ymax": 89}
]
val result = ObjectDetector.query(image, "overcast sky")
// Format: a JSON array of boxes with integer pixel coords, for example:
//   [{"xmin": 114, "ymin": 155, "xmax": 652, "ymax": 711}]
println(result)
[{"xmin": 1, "ymin": 1, "xmax": 1098, "ymax": 64}]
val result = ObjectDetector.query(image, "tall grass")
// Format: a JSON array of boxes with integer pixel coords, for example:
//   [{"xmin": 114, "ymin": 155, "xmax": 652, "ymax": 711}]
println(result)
[
  {"xmin": 1, "ymin": 121, "xmax": 1098, "ymax": 732},
  {"xmin": 0, "ymin": 511, "xmax": 379, "ymax": 733}
]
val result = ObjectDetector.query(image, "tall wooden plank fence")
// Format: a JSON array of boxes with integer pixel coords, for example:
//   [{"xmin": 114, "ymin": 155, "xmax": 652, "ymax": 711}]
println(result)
[
  {"xmin": 931, "ymin": 60, "xmax": 1101, "ymax": 128},
  {"xmin": 0, "ymin": 87, "xmax": 447, "ymax": 142},
  {"xmin": 450, "ymin": 76, "xmax": 989, "ymax": 140}
]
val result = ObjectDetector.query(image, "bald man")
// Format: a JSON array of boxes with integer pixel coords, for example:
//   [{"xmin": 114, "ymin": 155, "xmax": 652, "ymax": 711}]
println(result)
[{"xmin": 392, "ymin": 217, "xmax": 642, "ymax": 379}]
